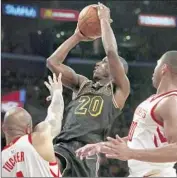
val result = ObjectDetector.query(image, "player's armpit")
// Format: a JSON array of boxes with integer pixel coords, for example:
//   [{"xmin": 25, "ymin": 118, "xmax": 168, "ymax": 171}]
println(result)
[
  {"xmin": 157, "ymin": 95, "xmax": 177, "ymax": 143},
  {"xmin": 113, "ymin": 88, "xmax": 129, "ymax": 110},
  {"xmin": 47, "ymin": 61, "xmax": 87, "ymax": 91}
]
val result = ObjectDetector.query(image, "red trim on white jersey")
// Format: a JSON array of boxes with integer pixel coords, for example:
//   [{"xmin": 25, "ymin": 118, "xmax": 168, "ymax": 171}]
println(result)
[
  {"xmin": 2, "ymin": 136, "xmax": 21, "ymax": 150},
  {"xmin": 150, "ymin": 102, "xmax": 164, "ymax": 127},
  {"xmin": 49, "ymin": 162, "xmax": 58, "ymax": 166},
  {"xmin": 150, "ymin": 90, "xmax": 177, "ymax": 102},
  {"xmin": 153, "ymin": 135, "xmax": 158, "ymax": 147},
  {"xmin": 50, "ymin": 168, "xmax": 60, "ymax": 178},
  {"xmin": 28, "ymin": 134, "xmax": 32, "ymax": 144},
  {"xmin": 150, "ymin": 91, "xmax": 177, "ymax": 127}
]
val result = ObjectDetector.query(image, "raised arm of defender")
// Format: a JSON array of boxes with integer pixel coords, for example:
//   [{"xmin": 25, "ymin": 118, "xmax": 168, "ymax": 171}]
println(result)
[
  {"xmin": 34, "ymin": 73, "xmax": 64, "ymax": 139},
  {"xmin": 98, "ymin": 3, "xmax": 130, "ymax": 109}
]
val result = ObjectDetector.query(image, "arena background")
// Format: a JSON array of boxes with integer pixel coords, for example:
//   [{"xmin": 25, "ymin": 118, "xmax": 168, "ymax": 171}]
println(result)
[{"xmin": 1, "ymin": 0, "xmax": 177, "ymax": 176}]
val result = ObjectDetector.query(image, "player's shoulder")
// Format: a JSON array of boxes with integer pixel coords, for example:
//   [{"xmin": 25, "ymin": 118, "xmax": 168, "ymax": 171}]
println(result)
[
  {"xmin": 163, "ymin": 94, "xmax": 177, "ymax": 105},
  {"xmin": 33, "ymin": 123, "xmax": 51, "ymax": 143},
  {"xmin": 77, "ymin": 74, "xmax": 89, "ymax": 88},
  {"xmin": 156, "ymin": 93, "xmax": 177, "ymax": 114}
]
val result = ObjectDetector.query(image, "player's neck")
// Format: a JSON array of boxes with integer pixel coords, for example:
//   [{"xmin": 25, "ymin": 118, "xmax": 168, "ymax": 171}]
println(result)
[
  {"xmin": 156, "ymin": 77, "xmax": 177, "ymax": 94},
  {"xmin": 95, "ymin": 78, "xmax": 111, "ymax": 85},
  {"xmin": 6, "ymin": 134, "xmax": 24, "ymax": 145}
]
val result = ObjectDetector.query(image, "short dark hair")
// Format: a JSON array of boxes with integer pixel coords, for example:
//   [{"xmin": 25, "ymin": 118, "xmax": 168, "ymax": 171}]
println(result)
[{"xmin": 162, "ymin": 51, "xmax": 177, "ymax": 73}]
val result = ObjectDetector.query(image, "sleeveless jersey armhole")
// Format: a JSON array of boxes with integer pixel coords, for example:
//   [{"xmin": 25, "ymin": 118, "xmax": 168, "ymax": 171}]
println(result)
[
  {"xmin": 150, "ymin": 93, "xmax": 177, "ymax": 127},
  {"xmin": 28, "ymin": 134, "xmax": 32, "ymax": 144}
]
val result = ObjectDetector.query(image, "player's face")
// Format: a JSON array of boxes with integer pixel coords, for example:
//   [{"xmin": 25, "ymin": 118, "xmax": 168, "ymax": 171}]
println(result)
[
  {"xmin": 152, "ymin": 58, "xmax": 164, "ymax": 88},
  {"xmin": 93, "ymin": 57, "xmax": 109, "ymax": 80}
]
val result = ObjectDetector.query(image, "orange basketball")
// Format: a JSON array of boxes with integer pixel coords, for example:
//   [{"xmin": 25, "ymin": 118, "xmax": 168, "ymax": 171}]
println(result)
[{"xmin": 78, "ymin": 4, "xmax": 101, "ymax": 39}]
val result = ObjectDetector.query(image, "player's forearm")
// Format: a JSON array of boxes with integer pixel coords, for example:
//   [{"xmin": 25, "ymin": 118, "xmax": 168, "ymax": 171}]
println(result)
[
  {"xmin": 100, "ymin": 19, "xmax": 129, "ymax": 91},
  {"xmin": 47, "ymin": 34, "xmax": 81, "ymax": 65},
  {"xmin": 47, "ymin": 90, "xmax": 64, "ymax": 137},
  {"xmin": 100, "ymin": 19, "xmax": 118, "ymax": 55},
  {"xmin": 130, "ymin": 143, "xmax": 177, "ymax": 163}
]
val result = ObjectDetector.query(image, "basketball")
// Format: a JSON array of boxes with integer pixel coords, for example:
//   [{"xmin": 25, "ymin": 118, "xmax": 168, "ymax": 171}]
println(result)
[{"xmin": 78, "ymin": 4, "xmax": 101, "ymax": 39}]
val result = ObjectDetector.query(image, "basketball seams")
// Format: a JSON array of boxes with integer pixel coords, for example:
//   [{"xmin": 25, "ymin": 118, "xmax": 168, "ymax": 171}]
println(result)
[{"xmin": 78, "ymin": 5, "xmax": 101, "ymax": 37}]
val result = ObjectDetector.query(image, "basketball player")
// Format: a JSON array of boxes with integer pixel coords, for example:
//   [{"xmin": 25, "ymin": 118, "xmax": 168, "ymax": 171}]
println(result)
[
  {"xmin": 2, "ymin": 73, "xmax": 63, "ymax": 177},
  {"xmin": 76, "ymin": 51, "xmax": 177, "ymax": 177},
  {"xmin": 46, "ymin": 2, "xmax": 130, "ymax": 177}
]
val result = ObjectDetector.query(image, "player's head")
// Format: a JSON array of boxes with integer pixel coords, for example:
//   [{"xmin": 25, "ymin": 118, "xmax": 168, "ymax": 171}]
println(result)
[
  {"xmin": 93, "ymin": 56, "xmax": 128, "ymax": 81},
  {"xmin": 2, "ymin": 107, "xmax": 33, "ymax": 140},
  {"xmin": 152, "ymin": 51, "xmax": 177, "ymax": 88}
]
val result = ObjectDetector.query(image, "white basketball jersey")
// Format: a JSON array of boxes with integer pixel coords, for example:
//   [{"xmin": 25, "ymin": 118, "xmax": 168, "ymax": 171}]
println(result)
[
  {"xmin": 2, "ymin": 134, "xmax": 61, "ymax": 177},
  {"xmin": 127, "ymin": 90, "xmax": 177, "ymax": 176}
]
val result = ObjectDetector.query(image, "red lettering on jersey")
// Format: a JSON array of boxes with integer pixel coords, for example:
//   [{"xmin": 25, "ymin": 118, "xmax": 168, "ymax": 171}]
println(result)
[
  {"xmin": 21, "ymin": 152, "xmax": 24, "ymax": 162},
  {"xmin": 13, "ymin": 154, "xmax": 17, "ymax": 163},
  {"xmin": 17, "ymin": 152, "xmax": 20, "ymax": 162},
  {"xmin": 135, "ymin": 107, "xmax": 147, "ymax": 119},
  {"xmin": 3, "ymin": 164, "xmax": 11, "ymax": 172},
  {"xmin": 6, "ymin": 162, "xmax": 13, "ymax": 170},
  {"xmin": 3, "ymin": 152, "xmax": 25, "ymax": 172},
  {"xmin": 9, "ymin": 158, "xmax": 15, "ymax": 167}
]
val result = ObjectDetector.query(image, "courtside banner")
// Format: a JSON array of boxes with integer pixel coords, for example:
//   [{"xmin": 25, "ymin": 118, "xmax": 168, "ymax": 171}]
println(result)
[
  {"xmin": 1, "ymin": 90, "xmax": 26, "ymax": 113},
  {"xmin": 138, "ymin": 14, "xmax": 176, "ymax": 27},
  {"xmin": 40, "ymin": 8, "xmax": 79, "ymax": 21},
  {"xmin": 2, "ymin": 3, "xmax": 39, "ymax": 18}
]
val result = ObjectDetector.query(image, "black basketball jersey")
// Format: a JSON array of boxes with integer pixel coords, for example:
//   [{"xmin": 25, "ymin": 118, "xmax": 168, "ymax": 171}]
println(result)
[{"xmin": 57, "ymin": 80, "xmax": 121, "ymax": 144}]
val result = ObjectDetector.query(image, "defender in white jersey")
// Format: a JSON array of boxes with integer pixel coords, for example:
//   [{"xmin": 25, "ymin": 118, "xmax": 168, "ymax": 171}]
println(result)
[
  {"xmin": 2, "ymin": 73, "xmax": 63, "ymax": 177},
  {"xmin": 76, "ymin": 51, "xmax": 177, "ymax": 177}
]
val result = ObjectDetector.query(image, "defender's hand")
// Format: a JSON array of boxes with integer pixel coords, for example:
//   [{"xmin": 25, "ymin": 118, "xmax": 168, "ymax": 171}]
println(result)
[
  {"xmin": 97, "ymin": 2, "xmax": 113, "ymax": 23},
  {"xmin": 44, "ymin": 73, "xmax": 63, "ymax": 101},
  {"xmin": 76, "ymin": 143, "xmax": 101, "ymax": 159}
]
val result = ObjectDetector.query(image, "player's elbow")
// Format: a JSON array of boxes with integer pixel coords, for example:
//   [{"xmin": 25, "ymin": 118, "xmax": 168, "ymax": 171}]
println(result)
[{"xmin": 46, "ymin": 58, "xmax": 53, "ymax": 69}]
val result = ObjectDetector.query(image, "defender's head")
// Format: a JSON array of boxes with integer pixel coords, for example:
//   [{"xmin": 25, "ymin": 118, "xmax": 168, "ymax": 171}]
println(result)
[
  {"xmin": 152, "ymin": 51, "xmax": 177, "ymax": 88},
  {"xmin": 2, "ymin": 107, "xmax": 33, "ymax": 139},
  {"xmin": 93, "ymin": 56, "xmax": 128, "ymax": 81}
]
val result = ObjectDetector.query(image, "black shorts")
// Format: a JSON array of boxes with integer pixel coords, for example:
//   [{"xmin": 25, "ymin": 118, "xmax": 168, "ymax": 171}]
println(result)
[{"xmin": 54, "ymin": 142, "xmax": 99, "ymax": 177}]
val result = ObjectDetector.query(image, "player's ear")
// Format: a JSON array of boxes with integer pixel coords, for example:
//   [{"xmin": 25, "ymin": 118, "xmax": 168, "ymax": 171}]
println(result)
[
  {"xmin": 161, "ymin": 64, "xmax": 168, "ymax": 75},
  {"xmin": 2, "ymin": 125, "xmax": 6, "ymax": 133},
  {"xmin": 25, "ymin": 125, "xmax": 32, "ymax": 134}
]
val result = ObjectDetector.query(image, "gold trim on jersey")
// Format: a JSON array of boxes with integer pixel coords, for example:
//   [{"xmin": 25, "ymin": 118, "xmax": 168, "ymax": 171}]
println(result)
[{"xmin": 110, "ymin": 82, "xmax": 120, "ymax": 109}]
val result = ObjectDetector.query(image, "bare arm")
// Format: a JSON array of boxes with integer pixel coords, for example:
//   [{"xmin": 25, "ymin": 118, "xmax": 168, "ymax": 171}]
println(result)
[
  {"xmin": 47, "ymin": 32, "xmax": 87, "ymax": 91},
  {"xmin": 130, "ymin": 95, "xmax": 177, "ymax": 162},
  {"xmin": 98, "ymin": 3, "xmax": 130, "ymax": 109},
  {"xmin": 34, "ymin": 73, "xmax": 64, "ymax": 139}
]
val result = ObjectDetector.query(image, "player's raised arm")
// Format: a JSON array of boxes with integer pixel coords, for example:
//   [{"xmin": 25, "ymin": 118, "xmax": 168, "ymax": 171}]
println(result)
[
  {"xmin": 34, "ymin": 73, "xmax": 64, "ymax": 139},
  {"xmin": 46, "ymin": 30, "xmax": 88, "ymax": 91},
  {"xmin": 98, "ymin": 3, "xmax": 130, "ymax": 109}
]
